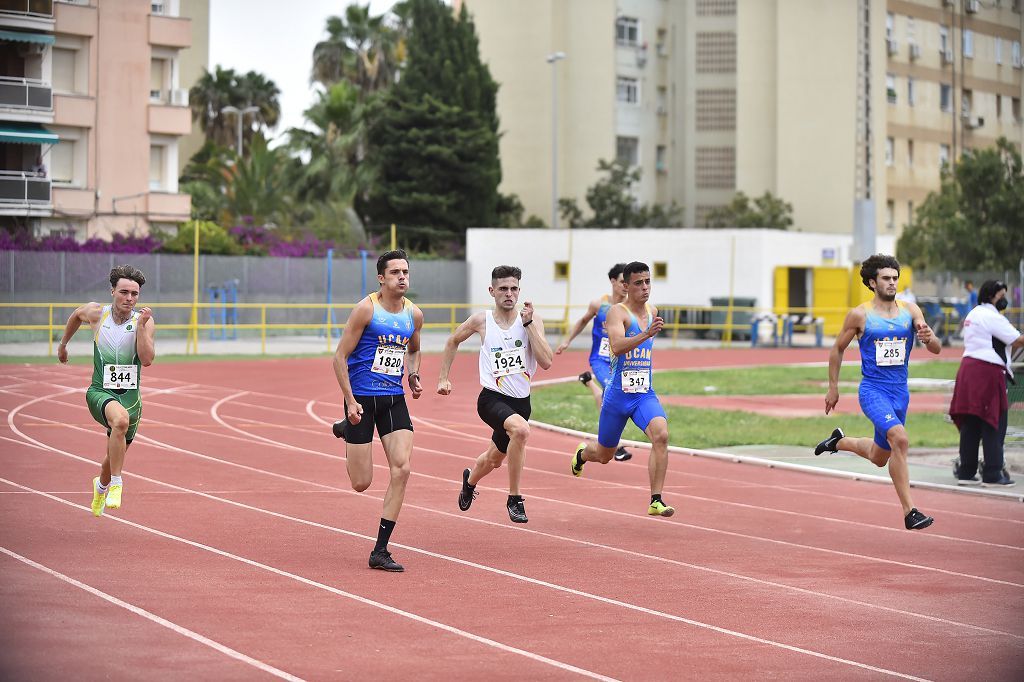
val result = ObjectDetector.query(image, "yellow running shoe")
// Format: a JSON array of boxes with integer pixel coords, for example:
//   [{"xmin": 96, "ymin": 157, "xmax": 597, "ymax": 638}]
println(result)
[
  {"xmin": 91, "ymin": 477, "xmax": 105, "ymax": 517},
  {"xmin": 570, "ymin": 443, "xmax": 586, "ymax": 477},
  {"xmin": 648, "ymin": 500, "xmax": 675, "ymax": 517},
  {"xmin": 105, "ymin": 483, "xmax": 122, "ymax": 510}
]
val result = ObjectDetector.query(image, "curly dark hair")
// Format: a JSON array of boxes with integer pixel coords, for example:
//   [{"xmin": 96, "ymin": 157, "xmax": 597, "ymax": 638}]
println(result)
[
  {"xmin": 109, "ymin": 265, "xmax": 146, "ymax": 288},
  {"xmin": 376, "ymin": 249, "xmax": 409, "ymax": 276},
  {"xmin": 859, "ymin": 254, "xmax": 900, "ymax": 291}
]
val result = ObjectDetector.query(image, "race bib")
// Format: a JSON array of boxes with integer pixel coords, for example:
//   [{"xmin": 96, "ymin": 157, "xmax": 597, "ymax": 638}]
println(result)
[
  {"xmin": 621, "ymin": 369, "xmax": 650, "ymax": 393},
  {"xmin": 491, "ymin": 346, "xmax": 526, "ymax": 377},
  {"xmin": 103, "ymin": 364, "xmax": 138, "ymax": 390},
  {"xmin": 371, "ymin": 345, "xmax": 406, "ymax": 375},
  {"xmin": 875, "ymin": 338, "xmax": 905, "ymax": 366},
  {"xmin": 598, "ymin": 337, "xmax": 611, "ymax": 358}
]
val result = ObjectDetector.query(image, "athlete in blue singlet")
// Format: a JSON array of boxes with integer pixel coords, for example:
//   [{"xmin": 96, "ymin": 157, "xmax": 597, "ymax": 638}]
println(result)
[
  {"xmin": 815, "ymin": 254, "xmax": 941, "ymax": 530},
  {"xmin": 556, "ymin": 263, "xmax": 632, "ymax": 460},
  {"xmin": 332, "ymin": 249, "xmax": 424, "ymax": 571},
  {"xmin": 569, "ymin": 262, "xmax": 675, "ymax": 517}
]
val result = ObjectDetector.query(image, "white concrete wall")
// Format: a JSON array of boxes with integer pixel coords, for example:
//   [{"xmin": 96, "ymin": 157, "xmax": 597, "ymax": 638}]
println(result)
[{"xmin": 466, "ymin": 228, "xmax": 895, "ymax": 319}]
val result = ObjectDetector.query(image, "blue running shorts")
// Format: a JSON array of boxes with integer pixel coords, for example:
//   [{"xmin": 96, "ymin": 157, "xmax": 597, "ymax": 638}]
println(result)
[
  {"xmin": 597, "ymin": 391, "xmax": 667, "ymax": 448},
  {"xmin": 858, "ymin": 381, "xmax": 909, "ymax": 451}
]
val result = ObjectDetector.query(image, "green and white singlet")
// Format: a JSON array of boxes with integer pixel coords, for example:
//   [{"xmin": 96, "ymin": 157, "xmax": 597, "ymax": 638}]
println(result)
[{"xmin": 86, "ymin": 305, "xmax": 143, "ymax": 442}]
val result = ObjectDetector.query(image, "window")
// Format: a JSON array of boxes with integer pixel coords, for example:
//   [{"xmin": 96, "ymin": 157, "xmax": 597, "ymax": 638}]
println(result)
[
  {"xmin": 150, "ymin": 58, "xmax": 166, "ymax": 101},
  {"xmin": 962, "ymin": 88, "xmax": 972, "ymax": 116},
  {"xmin": 907, "ymin": 139, "xmax": 914, "ymax": 167},
  {"xmin": 963, "ymin": 29, "xmax": 974, "ymax": 58},
  {"xmin": 939, "ymin": 25, "xmax": 949, "ymax": 53},
  {"xmin": 653, "ymin": 262, "xmax": 668, "ymax": 280},
  {"xmin": 149, "ymin": 145, "xmax": 165, "ymax": 190},
  {"xmin": 940, "ymin": 83, "xmax": 952, "ymax": 112},
  {"xmin": 885, "ymin": 200, "xmax": 894, "ymax": 230},
  {"xmin": 616, "ymin": 136, "xmax": 639, "ymax": 166},
  {"xmin": 906, "ymin": 16, "xmax": 915, "ymax": 42},
  {"xmin": 616, "ymin": 77, "xmax": 639, "ymax": 105},
  {"xmin": 885, "ymin": 137, "xmax": 894, "ymax": 166},
  {"xmin": 50, "ymin": 141, "xmax": 74, "ymax": 184},
  {"xmin": 656, "ymin": 145, "xmax": 666, "ymax": 173},
  {"xmin": 1014, "ymin": 97, "xmax": 1022, "ymax": 122},
  {"xmin": 656, "ymin": 28, "xmax": 667, "ymax": 57},
  {"xmin": 997, "ymin": 94, "xmax": 1003, "ymax": 119},
  {"xmin": 939, "ymin": 144, "xmax": 950, "ymax": 168},
  {"xmin": 885, "ymin": 12, "xmax": 894, "ymax": 39},
  {"xmin": 996, "ymin": 38, "xmax": 1003, "ymax": 64},
  {"xmin": 616, "ymin": 17, "xmax": 640, "ymax": 47},
  {"xmin": 1014, "ymin": 41, "xmax": 1022, "ymax": 67},
  {"xmin": 554, "ymin": 262, "xmax": 569, "ymax": 280},
  {"xmin": 886, "ymin": 74, "xmax": 896, "ymax": 104},
  {"xmin": 907, "ymin": 77, "xmax": 916, "ymax": 106},
  {"xmin": 52, "ymin": 48, "xmax": 75, "ymax": 93}
]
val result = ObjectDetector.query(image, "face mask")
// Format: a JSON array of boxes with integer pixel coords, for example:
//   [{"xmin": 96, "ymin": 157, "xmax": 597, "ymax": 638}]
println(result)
[{"xmin": 995, "ymin": 298, "xmax": 1008, "ymax": 311}]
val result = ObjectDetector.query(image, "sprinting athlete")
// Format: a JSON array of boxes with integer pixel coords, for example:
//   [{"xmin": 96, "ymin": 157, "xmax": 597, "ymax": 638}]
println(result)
[
  {"xmin": 556, "ymin": 263, "xmax": 632, "ymax": 461},
  {"xmin": 438, "ymin": 265, "xmax": 553, "ymax": 523},
  {"xmin": 332, "ymin": 249, "xmax": 424, "ymax": 572},
  {"xmin": 815, "ymin": 254, "xmax": 940, "ymax": 530},
  {"xmin": 57, "ymin": 265, "xmax": 156, "ymax": 517},
  {"xmin": 569, "ymin": 261, "xmax": 674, "ymax": 517}
]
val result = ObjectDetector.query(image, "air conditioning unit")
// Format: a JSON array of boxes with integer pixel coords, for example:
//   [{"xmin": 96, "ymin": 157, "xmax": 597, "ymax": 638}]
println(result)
[
  {"xmin": 656, "ymin": 105, "xmax": 667, "ymax": 116},
  {"xmin": 909, "ymin": 42, "xmax": 921, "ymax": 60},
  {"xmin": 941, "ymin": 48, "xmax": 954, "ymax": 64},
  {"xmin": 961, "ymin": 114, "xmax": 984, "ymax": 129},
  {"xmin": 886, "ymin": 38, "xmax": 898, "ymax": 55},
  {"xmin": 656, "ymin": 42, "xmax": 668, "ymax": 57},
  {"xmin": 966, "ymin": 0, "xmax": 980, "ymax": 13},
  {"xmin": 170, "ymin": 88, "xmax": 188, "ymax": 106}
]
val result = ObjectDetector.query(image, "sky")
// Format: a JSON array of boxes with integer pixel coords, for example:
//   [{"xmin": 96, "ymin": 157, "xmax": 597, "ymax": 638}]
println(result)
[{"xmin": 208, "ymin": 0, "xmax": 398, "ymax": 142}]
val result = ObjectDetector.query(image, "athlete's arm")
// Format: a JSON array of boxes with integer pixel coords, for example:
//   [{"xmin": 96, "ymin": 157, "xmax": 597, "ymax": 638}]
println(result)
[
  {"xmin": 136, "ymin": 307, "xmax": 156, "ymax": 366},
  {"xmin": 521, "ymin": 301, "xmax": 553, "ymax": 370},
  {"xmin": 332, "ymin": 298, "xmax": 373, "ymax": 423},
  {"xmin": 437, "ymin": 312, "xmax": 485, "ymax": 395},
  {"xmin": 406, "ymin": 306, "xmax": 425, "ymax": 399},
  {"xmin": 906, "ymin": 302, "xmax": 940, "ymax": 355},
  {"xmin": 56, "ymin": 302, "xmax": 102, "ymax": 364},
  {"xmin": 555, "ymin": 298, "xmax": 600, "ymax": 354},
  {"xmin": 607, "ymin": 306, "xmax": 664, "ymax": 356},
  {"xmin": 825, "ymin": 307, "xmax": 865, "ymax": 414}
]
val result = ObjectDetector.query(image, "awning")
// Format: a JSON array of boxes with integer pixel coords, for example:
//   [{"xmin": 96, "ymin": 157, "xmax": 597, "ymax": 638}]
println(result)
[
  {"xmin": 0, "ymin": 122, "xmax": 58, "ymax": 145},
  {"xmin": 0, "ymin": 30, "xmax": 55, "ymax": 45}
]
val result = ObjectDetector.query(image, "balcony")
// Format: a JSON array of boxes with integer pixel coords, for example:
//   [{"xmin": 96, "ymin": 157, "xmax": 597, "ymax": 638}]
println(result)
[
  {"xmin": 0, "ymin": 75, "xmax": 52, "ymax": 114},
  {"xmin": 0, "ymin": 0, "xmax": 55, "ymax": 31},
  {"xmin": 147, "ymin": 191, "xmax": 190, "ymax": 221},
  {"xmin": 148, "ymin": 100, "xmax": 191, "ymax": 135},
  {"xmin": 149, "ymin": 13, "xmax": 190, "ymax": 49},
  {"xmin": 0, "ymin": 169, "xmax": 51, "ymax": 214}
]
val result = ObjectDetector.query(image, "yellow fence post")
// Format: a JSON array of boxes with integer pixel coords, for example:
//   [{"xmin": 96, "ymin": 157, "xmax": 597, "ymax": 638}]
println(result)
[
  {"xmin": 450, "ymin": 304, "xmax": 456, "ymax": 333},
  {"xmin": 47, "ymin": 304, "xmax": 53, "ymax": 356},
  {"xmin": 261, "ymin": 305, "xmax": 266, "ymax": 355}
]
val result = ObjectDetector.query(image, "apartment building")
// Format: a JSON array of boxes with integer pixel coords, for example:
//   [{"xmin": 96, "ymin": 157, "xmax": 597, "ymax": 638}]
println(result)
[
  {"xmin": 466, "ymin": 0, "xmax": 1022, "ymax": 235},
  {"xmin": 0, "ymin": 0, "xmax": 196, "ymax": 240}
]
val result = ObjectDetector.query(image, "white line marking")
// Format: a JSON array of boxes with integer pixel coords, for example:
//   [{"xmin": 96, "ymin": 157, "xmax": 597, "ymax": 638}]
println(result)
[{"xmin": 0, "ymin": 546, "xmax": 304, "ymax": 681}]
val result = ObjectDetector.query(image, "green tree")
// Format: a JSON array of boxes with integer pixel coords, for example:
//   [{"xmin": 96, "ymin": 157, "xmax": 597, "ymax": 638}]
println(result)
[
  {"xmin": 898, "ymin": 137, "xmax": 1024, "ymax": 270},
  {"xmin": 189, "ymin": 67, "xmax": 281, "ymax": 152},
  {"xmin": 312, "ymin": 3, "xmax": 404, "ymax": 96},
  {"xmin": 363, "ymin": 0, "xmax": 501, "ymax": 236},
  {"xmin": 558, "ymin": 159, "xmax": 683, "ymax": 228},
  {"xmin": 160, "ymin": 220, "xmax": 242, "ymax": 255},
  {"xmin": 704, "ymin": 191, "xmax": 793, "ymax": 229}
]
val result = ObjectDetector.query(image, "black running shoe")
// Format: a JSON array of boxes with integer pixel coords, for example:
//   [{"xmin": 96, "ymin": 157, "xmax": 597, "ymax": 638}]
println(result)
[
  {"xmin": 507, "ymin": 496, "xmax": 528, "ymax": 523},
  {"xmin": 458, "ymin": 468, "xmax": 478, "ymax": 511},
  {"xmin": 613, "ymin": 446, "xmax": 632, "ymax": 462},
  {"xmin": 332, "ymin": 420, "xmax": 347, "ymax": 440},
  {"xmin": 904, "ymin": 508, "xmax": 934, "ymax": 530},
  {"xmin": 982, "ymin": 470, "xmax": 1016, "ymax": 487},
  {"xmin": 368, "ymin": 549, "xmax": 404, "ymax": 572},
  {"xmin": 814, "ymin": 427, "xmax": 844, "ymax": 456},
  {"xmin": 578, "ymin": 371, "xmax": 592, "ymax": 386}
]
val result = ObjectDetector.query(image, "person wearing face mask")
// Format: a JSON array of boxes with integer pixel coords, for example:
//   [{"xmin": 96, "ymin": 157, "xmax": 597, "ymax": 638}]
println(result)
[{"xmin": 949, "ymin": 280, "xmax": 1024, "ymax": 487}]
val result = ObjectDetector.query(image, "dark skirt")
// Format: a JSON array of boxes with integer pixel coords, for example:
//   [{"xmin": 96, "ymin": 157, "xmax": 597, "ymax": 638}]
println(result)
[{"xmin": 949, "ymin": 356, "xmax": 1008, "ymax": 431}]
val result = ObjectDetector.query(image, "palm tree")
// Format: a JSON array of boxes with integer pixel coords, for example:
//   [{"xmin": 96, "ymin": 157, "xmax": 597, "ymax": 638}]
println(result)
[
  {"xmin": 311, "ymin": 4, "xmax": 403, "ymax": 97},
  {"xmin": 189, "ymin": 67, "xmax": 281, "ymax": 154}
]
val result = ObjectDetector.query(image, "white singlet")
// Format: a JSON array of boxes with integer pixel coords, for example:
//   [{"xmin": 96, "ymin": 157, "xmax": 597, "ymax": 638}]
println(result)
[{"xmin": 478, "ymin": 311, "xmax": 536, "ymax": 399}]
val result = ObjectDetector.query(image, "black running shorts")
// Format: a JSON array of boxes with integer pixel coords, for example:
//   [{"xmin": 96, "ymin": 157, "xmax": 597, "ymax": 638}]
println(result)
[
  {"xmin": 342, "ymin": 394, "xmax": 413, "ymax": 445},
  {"xmin": 477, "ymin": 388, "xmax": 531, "ymax": 454}
]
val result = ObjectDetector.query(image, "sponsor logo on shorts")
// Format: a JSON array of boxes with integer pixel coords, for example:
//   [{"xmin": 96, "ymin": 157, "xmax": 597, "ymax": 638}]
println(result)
[{"xmin": 885, "ymin": 413, "xmax": 894, "ymax": 421}]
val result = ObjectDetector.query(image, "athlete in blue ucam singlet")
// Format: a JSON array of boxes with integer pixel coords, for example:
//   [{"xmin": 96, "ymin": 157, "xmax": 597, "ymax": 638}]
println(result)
[
  {"xmin": 556, "ymin": 263, "xmax": 633, "ymax": 460},
  {"xmin": 815, "ymin": 254, "xmax": 941, "ymax": 530},
  {"xmin": 332, "ymin": 249, "xmax": 424, "ymax": 572},
  {"xmin": 569, "ymin": 261, "xmax": 675, "ymax": 517}
]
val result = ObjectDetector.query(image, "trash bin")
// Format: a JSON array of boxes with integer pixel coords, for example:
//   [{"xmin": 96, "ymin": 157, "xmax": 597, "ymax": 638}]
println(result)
[{"xmin": 709, "ymin": 297, "xmax": 756, "ymax": 340}]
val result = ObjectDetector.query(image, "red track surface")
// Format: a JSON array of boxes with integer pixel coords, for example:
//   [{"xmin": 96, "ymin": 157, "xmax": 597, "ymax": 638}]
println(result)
[{"xmin": 1, "ymin": 346, "xmax": 1020, "ymax": 681}]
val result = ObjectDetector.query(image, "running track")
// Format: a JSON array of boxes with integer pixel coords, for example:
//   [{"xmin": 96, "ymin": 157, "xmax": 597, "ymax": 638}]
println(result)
[{"xmin": 1, "ymin": 348, "xmax": 1020, "ymax": 680}]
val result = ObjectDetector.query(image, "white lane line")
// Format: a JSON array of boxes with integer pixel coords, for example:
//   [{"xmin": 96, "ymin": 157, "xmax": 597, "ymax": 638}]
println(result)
[
  {"xmin": 9, "ymin": 386, "xmax": 1024, "ymax": 586},
  {"xmin": 0, "ymin": 477, "xmax": 616, "ymax": 682},
  {"xmin": 0, "ymin": 546, "xmax": 304, "ymax": 681}
]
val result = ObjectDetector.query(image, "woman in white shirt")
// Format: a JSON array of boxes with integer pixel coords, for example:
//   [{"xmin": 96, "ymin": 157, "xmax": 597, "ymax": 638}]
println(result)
[{"xmin": 949, "ymin": 280, "xmax": 1024, "ymax": 486}]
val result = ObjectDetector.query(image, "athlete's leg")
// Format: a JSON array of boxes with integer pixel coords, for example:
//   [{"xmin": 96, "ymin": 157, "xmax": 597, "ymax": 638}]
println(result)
[
  {"xmin": 102, "ymin": 401, "xmax": 130, "ymax": 484},
  {"xmin": 883, "ymin": 424, "xmax": 915, "ymax": 515},
  {"xmin": 836, "ymin": 434, "xmax": 892, "ymax": 466},
  {"xmin": 468, "ymin": 443, "xmax": 505, "ymax": 483},
  {"xmin": 644, "ymin": 416, "xmax": 670, "ymax": 495},
  {"xmin": 379, "ymin": 429, "xmax": 413, "ymax": 521},
  {"xmin": 586, "ymin": 377, "xmax": 603, "ymax": 407},
  {"xmin": 345, "ymin": 442, "xmax": 374, "ymax": 492},
  {"xmin": 501, "ymin": 413, "xmax": 530, "ymax": 495}
]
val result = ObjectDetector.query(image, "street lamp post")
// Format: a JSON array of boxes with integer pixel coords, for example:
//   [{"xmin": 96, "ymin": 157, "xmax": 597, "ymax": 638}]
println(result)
[
  {"xmin": 219, "ymin": 105, "xmax": 260, "ymax": 157},
  {"xmin": 545, "ymin": 52, "xmax": 566, "ymax": 230}
]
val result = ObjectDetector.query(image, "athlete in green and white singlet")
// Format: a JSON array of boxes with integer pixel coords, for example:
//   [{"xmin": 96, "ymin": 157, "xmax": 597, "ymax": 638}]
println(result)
[{"xmin": 86, "ymin": 304, "xmax": 144, "ymax": 443}]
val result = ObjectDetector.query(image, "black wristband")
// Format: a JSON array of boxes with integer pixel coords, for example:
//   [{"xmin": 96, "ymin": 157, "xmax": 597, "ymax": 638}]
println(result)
[
  {"xmin": 407, "ymin": 372, "xmax": 420, "ymax": 383},
  {"xmin": 522, "ymin": 319, "xmax": 533, "ymax": 327}
]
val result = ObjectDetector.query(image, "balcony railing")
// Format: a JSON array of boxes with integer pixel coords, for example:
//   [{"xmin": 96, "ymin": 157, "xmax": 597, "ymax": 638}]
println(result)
[
  {"xmin": 0, "ymin": 170, "xmax": 51, "ymax": 205},
  {"xmin": 149, "ymin": 87, "xmax": 188, "ymax": 106},
  {"xmin": 0, "ymin": 75, "xmax": 52, "ymax": 110},
  {"xmin": 0, "ymin": 0, "xmax": 53, "ymax": 18}
]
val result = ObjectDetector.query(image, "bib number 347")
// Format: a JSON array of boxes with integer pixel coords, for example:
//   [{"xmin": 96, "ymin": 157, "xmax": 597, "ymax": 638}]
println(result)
[{"xmin": 621, "ymin": 370, "xmax": 650, "ymax": 393}]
